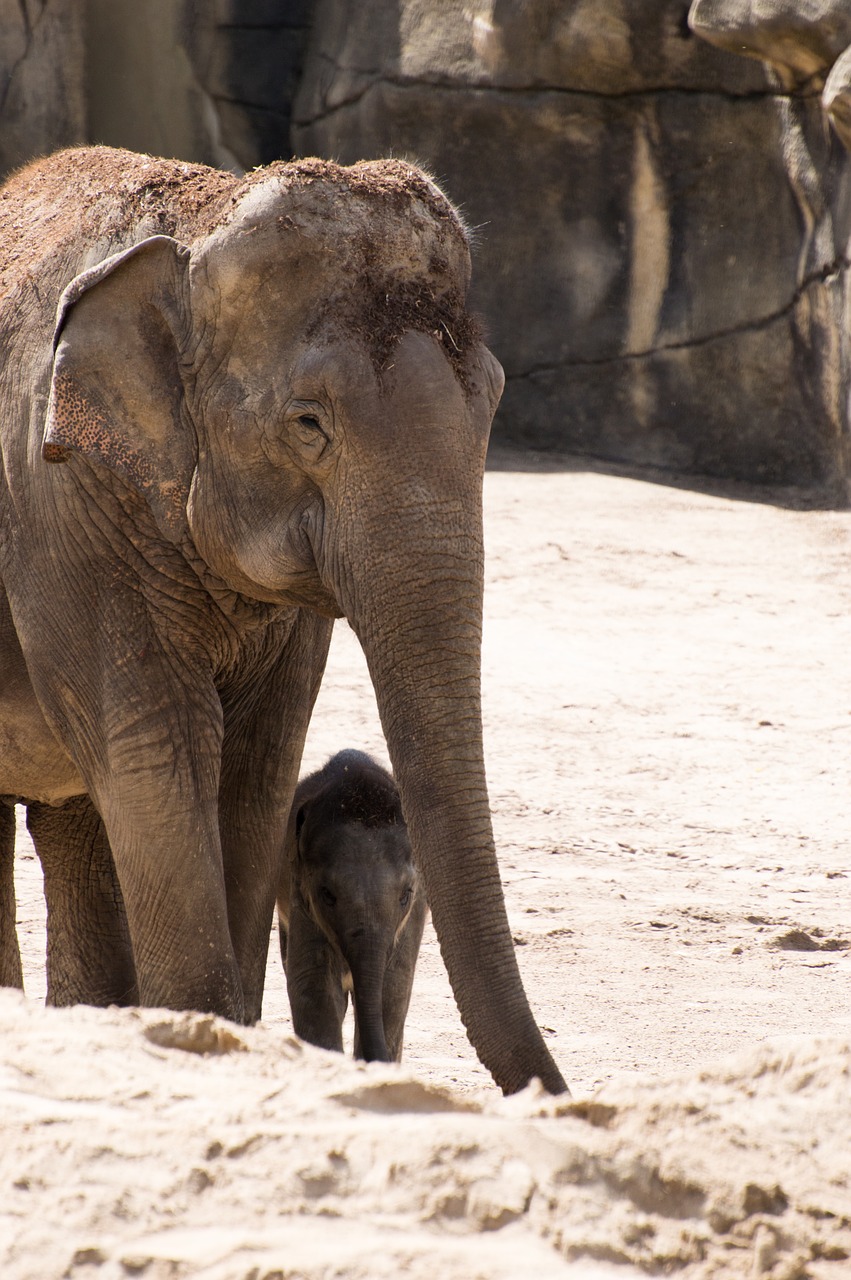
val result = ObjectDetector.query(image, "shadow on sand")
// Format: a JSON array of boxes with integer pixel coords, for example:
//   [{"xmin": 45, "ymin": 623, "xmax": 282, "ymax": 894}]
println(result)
[{"xmin": 485, "ymin": 444, "xmax": 848, "ymax": 512}]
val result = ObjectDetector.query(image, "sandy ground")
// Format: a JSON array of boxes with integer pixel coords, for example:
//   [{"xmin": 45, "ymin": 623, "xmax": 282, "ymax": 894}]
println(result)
[{"xmin": 4, "ymin": 460, "xmax": 851, "ymax": 1277}]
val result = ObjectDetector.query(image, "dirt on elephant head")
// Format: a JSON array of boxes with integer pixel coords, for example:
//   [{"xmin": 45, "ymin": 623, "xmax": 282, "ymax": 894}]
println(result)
[
  {"xmin": 269, "ymin": 155, "xmax": 465, "ymax": 232},
  {"xmin": 231, "ymin": 155, "xmax": 485, "ymax": 388},
  {"xmin": 340, "ymin": 274, "xmax": 484, "ymax": 388},
  {"xmin": 0, "ymin": 147, "xmax": 234, "ymax": 254}
]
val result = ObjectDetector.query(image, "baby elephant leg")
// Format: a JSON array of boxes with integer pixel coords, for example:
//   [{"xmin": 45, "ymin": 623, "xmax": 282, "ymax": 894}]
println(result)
[
  {"xmin": 27, "ymin": 796, "xmax": 138, "ymax": 1007},
  {"xmin": 381, "ymin": 895, "xmax": 428, "ymax": 1063},
  {"xmin": 285, "ymin": 900, "xmax": 348, "ymax": 1053},
  {"xmin": 0, "ymin": 800, "xmax": 23, "ymax": 989}
]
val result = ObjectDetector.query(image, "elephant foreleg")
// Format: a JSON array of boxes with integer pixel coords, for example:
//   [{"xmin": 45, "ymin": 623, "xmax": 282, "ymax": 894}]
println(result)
[
  {"xmin": 219, "ymin": 609, "xmax": 333, "ymax": 1023},
  {"xmin": 9, "ymin": 575, "xmax": 242, "ymax": 1021},
  {"xmin": 0, "ymin": 800, "xmax": 23, "ymax": 990},
  {"xmin": 26, "ymin": 796, "xmax": 138, "ymax": 1007}
]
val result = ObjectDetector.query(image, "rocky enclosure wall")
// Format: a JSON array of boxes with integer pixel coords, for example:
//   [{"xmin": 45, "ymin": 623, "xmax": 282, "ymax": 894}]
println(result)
[
  {"xmin": 2, "ymin": 0, "xmax": 851, "ymax": 499},
  {"xmin": 85, "ymin": 0, "xmax": 313, "ymax": 174},
  {"xmin": 293, "ymin": 0, "xmax": 851, "ymax": 499},
  {"xmin": 0, "ymin": 0, "xmax": 313, "ymax": 176},
  {"xmin": 0, "ymin": 0, "xmax": 85, "ymax": 178}
]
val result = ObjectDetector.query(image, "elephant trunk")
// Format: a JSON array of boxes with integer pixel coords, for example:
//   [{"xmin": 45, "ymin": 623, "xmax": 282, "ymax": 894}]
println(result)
[
  {"xmin": 342, "ymin": 493, "xmax": 567, "ymax": 1095},
  {"xmin": 348, "ymin": 942, "xmax": 392, "ymax": 1063}
]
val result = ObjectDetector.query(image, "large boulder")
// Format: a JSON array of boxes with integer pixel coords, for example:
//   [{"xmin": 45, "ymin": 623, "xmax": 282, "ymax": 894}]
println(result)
[
  {"xmin": 824, "ymin": 43, "xmax": 851, "ymax": 149},
  {"xmin": 690, "ymin": 0, "xmax": 851, "ymax": 88},
  {"xmin": 294, "ymin": 0, "xmax": 851, "ymax": 498}
]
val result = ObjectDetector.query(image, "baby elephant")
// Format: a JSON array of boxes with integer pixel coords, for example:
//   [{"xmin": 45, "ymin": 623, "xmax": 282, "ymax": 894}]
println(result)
[{"xmin": 277, "ymin": 750, "xmax": 427, "ymax": 1063}]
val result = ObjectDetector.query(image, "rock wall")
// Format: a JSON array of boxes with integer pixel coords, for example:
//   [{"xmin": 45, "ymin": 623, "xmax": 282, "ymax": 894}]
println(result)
[
  {"xmin": 85, "ymin": 0, "xmax": 313, "ymax": 173},
  {"xmin": 2, "ymin": 0, "xmax": 851, "ymax": 496},
  {"xmin": 0, "ymin": 0, "xmax": 86, "ymax": 178},
  {"xmin": 690, "ymin": 1, "xmax": 851, "ymax": 499},
  {"xmin": 0, "ymin": 0, "xmax": 313, "ymax": 179},
  {"xmin": 292, "ymin": 0, "xmax": 851, "ymax": 498}
]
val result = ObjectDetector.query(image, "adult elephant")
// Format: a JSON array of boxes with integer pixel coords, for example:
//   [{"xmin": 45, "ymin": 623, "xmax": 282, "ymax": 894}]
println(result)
[{"xmin": 0, "ymin": 147, "xmax": 566, "ymax": 1095}]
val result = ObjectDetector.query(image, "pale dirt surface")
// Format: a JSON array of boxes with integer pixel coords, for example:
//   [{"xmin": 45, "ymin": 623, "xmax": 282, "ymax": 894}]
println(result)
[{"xmin": 5, "ymin": 462, "xmax": 851, "ymax": 1277}]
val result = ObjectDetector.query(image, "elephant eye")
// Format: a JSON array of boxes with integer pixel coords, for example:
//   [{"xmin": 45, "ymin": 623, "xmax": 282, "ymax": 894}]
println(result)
[
  {"xmin": 319, "ymin": 886, "xmax": 336, "ymax": 908},
  {"xmin": 399, "ymin": 888, "xmax": 412, "ymax": 909},
  {"xmin": 287, "ymin": 401, "xmax": 331, "ymax": 454}
]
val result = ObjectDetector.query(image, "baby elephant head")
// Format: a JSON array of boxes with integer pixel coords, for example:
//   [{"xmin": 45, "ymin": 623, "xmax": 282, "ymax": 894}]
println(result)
[{"xmin": 280, "ymin": 750, "xmax": 427, "ymax": 1063}]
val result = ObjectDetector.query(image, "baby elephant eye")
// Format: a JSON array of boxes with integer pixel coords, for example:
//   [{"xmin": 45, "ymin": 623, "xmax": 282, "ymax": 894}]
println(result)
[
  {"xmin": 298, "ymin": 414, "xmax": 322, "ymax": 433},
  {"xmin": 399, "ymin": 888, "xmax": 412, "ymax": 909},
  {"xmin": 319, "ymin": 886, "xmax": 337, "ymax": 908}
]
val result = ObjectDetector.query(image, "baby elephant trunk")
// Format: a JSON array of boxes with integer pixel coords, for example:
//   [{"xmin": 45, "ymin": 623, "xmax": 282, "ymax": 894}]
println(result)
[{"xmin": 347, "ymin": 934, "xmax": 393, "ymax": 1063}]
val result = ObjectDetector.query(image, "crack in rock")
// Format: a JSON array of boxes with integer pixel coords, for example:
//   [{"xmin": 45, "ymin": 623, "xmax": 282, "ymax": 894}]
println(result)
[
  {"xmin": 505, "ymin": 255, "xmax": 851, "ymax": 380},
  {"xmin": 295, "ymin": 71, "xmax": 814, "ymax": 131}
]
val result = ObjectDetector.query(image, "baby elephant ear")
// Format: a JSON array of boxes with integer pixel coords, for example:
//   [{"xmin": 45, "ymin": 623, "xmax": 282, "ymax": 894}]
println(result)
[{"xmin": 43, "ymin": 235, "xmax": 195, "ymax": 543}]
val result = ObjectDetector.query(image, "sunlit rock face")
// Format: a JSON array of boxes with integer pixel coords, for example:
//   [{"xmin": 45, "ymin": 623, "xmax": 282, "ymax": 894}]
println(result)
[{"xmin": 294, "ymin": 0, "xmax": 851, "ymax": 498}]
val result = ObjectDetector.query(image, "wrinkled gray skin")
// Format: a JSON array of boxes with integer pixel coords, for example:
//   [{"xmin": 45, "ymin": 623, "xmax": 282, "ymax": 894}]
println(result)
[
  {"xmin": 278, "ymin": 750, "xmax": 426, "ymax": 1063},
  {"xmin": 0, "ymin": 146, "xmax": 566, "ymax": 1095}
]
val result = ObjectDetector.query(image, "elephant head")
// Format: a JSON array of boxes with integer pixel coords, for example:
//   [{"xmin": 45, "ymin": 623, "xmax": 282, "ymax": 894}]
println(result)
[{"xmin": 41, "ymin": 157, "xmax": 565, "ymax": 1095}]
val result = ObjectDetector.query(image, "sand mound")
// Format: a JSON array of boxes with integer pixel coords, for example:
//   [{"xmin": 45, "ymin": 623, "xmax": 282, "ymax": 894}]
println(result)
[{"xmin": 2, "ymin": 991, "xmax": 848, "ymax": 1279}]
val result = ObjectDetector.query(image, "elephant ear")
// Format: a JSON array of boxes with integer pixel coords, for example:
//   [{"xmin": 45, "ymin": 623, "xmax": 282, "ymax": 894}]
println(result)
[{"xmin": 43, "ymin": 235, "xmax": 195, "ymax": 543}]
